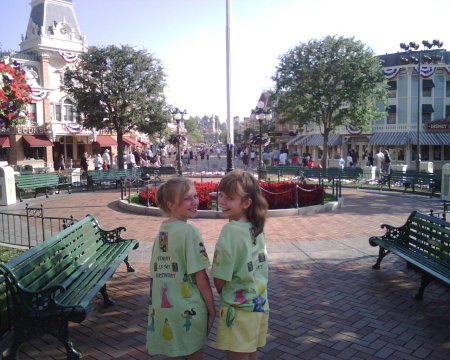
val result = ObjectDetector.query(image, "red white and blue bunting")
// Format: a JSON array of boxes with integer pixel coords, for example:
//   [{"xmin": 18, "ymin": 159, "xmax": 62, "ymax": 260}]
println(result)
[
  {"xmin": 30, "ymin": 89, "xmax": 48, "ymax": 102},
  {"xmin": 383, "ymin": 68, "xmax": 400, "ymax": 80},
  {"xmin": 414, "ymin": 65, "xmax": 436, "ymax": 78},
  {"xmin": 346, "ymin": 126, "xmax": 362, "ymax": 135},
  {"xmin": 59, "ymin": 51, "xmax": 79, "ymax": 63},
  {"xmin": 65, "ymin": 123, "xmax": 84, "ymax": 134},
  {"xmin": 444, "ymin": 67, "xmax": 450, "ymax": 75}
]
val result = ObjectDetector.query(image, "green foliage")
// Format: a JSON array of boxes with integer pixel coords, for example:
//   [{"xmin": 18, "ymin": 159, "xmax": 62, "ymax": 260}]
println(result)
[
  {"xmin": 0, "ymin": 246, "xmax": 24, "ymax": 263},
  {"xmin": 63, "ymin": 45, "xmax": 168, "ymax": 168},
  {"xmin": 184, "ymin": 117, "xmax": 205, "ymax": 144},
  {"xmin": 272, "ymin": 36, "xmax": 388, "ymax": 166}
]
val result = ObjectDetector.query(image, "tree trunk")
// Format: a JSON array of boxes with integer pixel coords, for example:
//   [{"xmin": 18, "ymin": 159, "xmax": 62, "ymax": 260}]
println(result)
[
  {"xmin": 117, "ymin": 132, "xmax": 125, "ymax": 169},
  {"xmin": 322, "ymin": 129, "xmax": 330, "ymax": 169}
]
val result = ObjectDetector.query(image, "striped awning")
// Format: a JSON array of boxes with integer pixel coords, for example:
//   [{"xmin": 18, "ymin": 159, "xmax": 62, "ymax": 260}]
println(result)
[
  {"xmin": 295, "ymin": 133, "xmax": 342, "ymax": 146},
  {"xmin": 368, "ymin": 132, "xmax": 409, "ymax": 145},
  {"xmin": 122, "ymin": 136, "xmax": 141, "ymax": 147},
  {"xmin": 369, "ymin": 131, "xmax": 450, "ymax": 146},
  {"xmin": 286, "ymin": 135, "xmax": 304, "ymax": 146},
  {"xmin": 407, "ymin": 132, "xmax": 450, "ymax": 145}
]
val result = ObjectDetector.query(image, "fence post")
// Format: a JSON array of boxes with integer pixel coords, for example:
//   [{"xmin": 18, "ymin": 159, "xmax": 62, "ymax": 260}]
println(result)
[
  {"xmin": 25, "ymin": 203, "xmax": 31, "ymax": 248},
  {"xmin": 295, "ymin": 182, "xmax": 299, "ymax": 208},
  {"xmin": 147, "ymin": 181, "xmax": 150, "ymax": 208}
]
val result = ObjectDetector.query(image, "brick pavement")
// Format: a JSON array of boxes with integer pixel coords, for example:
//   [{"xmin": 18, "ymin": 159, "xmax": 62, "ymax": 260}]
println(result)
[{"xmin": 4, "ymin": 187, "xmax": 450, "ymax": 359}]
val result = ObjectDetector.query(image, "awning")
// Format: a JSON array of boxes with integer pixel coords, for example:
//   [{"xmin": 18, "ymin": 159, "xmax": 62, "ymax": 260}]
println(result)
[
  {"xmin": 422, "ymin": 79, "xmax": 435, "ymax": 89},
  {"xmin": 140, "ymin": 140, "xmax": 150, "ymax": 146},
  {"xmin": 296, "ymin": 134, "xmax": 342, "ymax": 146},
  {"xmin": 0, "ymin": 135, "xmax": 10, "ymax": 148},
  {"xmin": 407, "ymin": 132, "xmax": 450, "ymax": 145},
  {"xmin": 369, "ymin": 132, "xmax": 409, "ymax": 145},
  {"xmin": 122, "ymin": 136, "xmax": 141, "ymax": 147},
  {"xmin": 286, "ymin": 135, "xmax": 304, "ymax": 146},
  {"xmin": 93, "ymin": 135, "xmax": 117, "ymax": 147},
  {"xmin": 22, "ymin": 135, "xmax": 54, "ymax": 147},
  {"xmin": 422, "ymin": 104, "xmax": 434, "ymax": 113}
]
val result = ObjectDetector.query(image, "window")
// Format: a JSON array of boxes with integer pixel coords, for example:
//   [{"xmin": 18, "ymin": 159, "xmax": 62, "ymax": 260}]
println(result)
[
  {"xmin": 0, "ymin": 148, "xmax": 8, "ymax": 161},
  {"xmin": 433, "ymin": 145, "xmax": 441, "ymax": 161},
  {"xmin": 388, "ymin": 80, "xmax": 397, "ymax": 98},
  {"xmin": 63, "ymin": 99, "xmax": 73, "ymax": 122},
  {"xmin": 422, "ymin": 79, "xmax": 434, "ymax": 97},
  {"xmin": 421, "ymin": 145, "xmax": 429, "ymax": 161},
  {"xmin": 422, "ymin": 104, "xmax": 434, "ymax": 123},
  {"xmin": 28, "ymin": 103, "xmax": 37, "ymax": 124},
  {"xmin": 446, "ymin": 81, "xmax": 450, "ymax": 97},
  {"xmin": 444, "ymin": 146, "xmax": 450, "ymax": 160},
  {"xmin": 23, "ymin": 147, "xmax": 45, "ymax": 160},
  {"xmin": 55, "ymin": 104, "xmax": 61, "ymax": 121},
  {"xmin": 387, "ymin": 105, "xmax": 396, "ymax": 124},
  {"xmin": 446, "ymin": 106, "xmax": 450, "ymax": 120}
]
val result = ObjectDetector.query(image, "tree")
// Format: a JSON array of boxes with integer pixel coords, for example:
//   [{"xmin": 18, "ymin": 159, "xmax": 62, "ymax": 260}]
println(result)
[
  {"xmin": 272, "ymin": 35, "xmax": 387, "ymax": 168},
  {"xmin": 184, "ymin": 117, "xmax": 205, "ymax": 144},
  {"xmin": 64, "ymin": 45, "xmax": 167, "ymax": 169}
]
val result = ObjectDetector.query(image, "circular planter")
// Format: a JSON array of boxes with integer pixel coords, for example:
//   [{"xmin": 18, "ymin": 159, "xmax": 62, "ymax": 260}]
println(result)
[{"xmin": 117, "ymin": 197, "xmax": 344, "ymax": 218}]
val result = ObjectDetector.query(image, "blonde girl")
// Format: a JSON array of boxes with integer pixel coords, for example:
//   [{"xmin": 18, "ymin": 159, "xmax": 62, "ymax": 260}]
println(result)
[
  {"xmin": 212, "ymin": 169, "xmax": 269, "ymax": 360},
  {"xmin": 147, "ymin": 178, "xmax": 215, "ymax": 360}
]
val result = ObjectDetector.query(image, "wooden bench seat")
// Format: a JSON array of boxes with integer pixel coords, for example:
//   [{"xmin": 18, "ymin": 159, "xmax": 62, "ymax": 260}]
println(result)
[
  {"xmin": 15, "ymin": 173, "xmax": 71, "ymax": 202},
  {"xmin": 369, "ymin": 211, "xmax": 450, "ymax": 300},
  {"xmin": 0, "ymin": 215, "xmax": 139, "ymax": 359},
  {"xmin": 380, "ymin": 170, "xmax": 440, "ymax": 196}
]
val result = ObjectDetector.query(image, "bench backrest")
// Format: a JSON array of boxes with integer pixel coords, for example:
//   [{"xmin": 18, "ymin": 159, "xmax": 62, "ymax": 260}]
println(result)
[
  {"xmin": 0, "ymin": 215, "xmax": 104, "ymax": 293},
  {"xmin": 404, "ymin": 211, "xmax": 450, "ymax": 265},
  {"xmin": 15, "ymin": 173, "xmax": 60, "ymax": 188}
]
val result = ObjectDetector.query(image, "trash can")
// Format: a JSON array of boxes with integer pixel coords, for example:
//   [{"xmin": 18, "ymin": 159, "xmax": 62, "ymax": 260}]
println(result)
[
  {"xmin": 442, "ymin": 163, "xmax": 450, "ymax": 201},
  {"xmin": 0, "ymin": 166, "xmax": 17, "ymax": 205}
]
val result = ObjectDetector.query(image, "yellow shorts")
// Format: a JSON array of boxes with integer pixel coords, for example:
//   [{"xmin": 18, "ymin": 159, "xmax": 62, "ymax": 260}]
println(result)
[{"xmin": 215, "ymin": 306, "xmax": 269, "ymax": 353}]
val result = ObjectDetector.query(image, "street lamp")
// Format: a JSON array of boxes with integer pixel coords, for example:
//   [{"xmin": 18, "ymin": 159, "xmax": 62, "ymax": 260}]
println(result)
[
  {"xmin": 399, "ymin": 40, "xmax": 445, "ymax": 171},
  {"xmin": 171, "ymin": 108, "xmax": 188, "ymax": 175},
  {"xmin": 251, "ymin": 100, "xmax": 272, "ymax": 178}
]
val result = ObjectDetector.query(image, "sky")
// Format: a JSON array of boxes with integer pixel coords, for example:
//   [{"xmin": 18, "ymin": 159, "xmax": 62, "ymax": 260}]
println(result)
[{"xmin": 2, "ymin": 0, "xmax": 450, "ymax": 122}]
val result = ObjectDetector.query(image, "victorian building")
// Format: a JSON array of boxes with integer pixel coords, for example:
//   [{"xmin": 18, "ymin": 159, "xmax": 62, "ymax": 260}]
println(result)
[
  {"xmin": 276, "ymin": 51, "xmax": 450, "ymax": 170},
  {"xmin": 0, "ymin": 0, "xmax": 148, "ymax": 171}
]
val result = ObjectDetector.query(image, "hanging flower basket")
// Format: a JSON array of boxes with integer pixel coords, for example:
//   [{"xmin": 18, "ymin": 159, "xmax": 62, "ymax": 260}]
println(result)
[
  {"xmin": 0, "ymin": 61, "xmax": 32, "ymax": 127},
  {"xmin": 250, "ymin": 133, "xmax": 270, "ymax": 146},
  {"xmin": 168, "ymin": 134, "xmax": 187, "ymax": 145}
]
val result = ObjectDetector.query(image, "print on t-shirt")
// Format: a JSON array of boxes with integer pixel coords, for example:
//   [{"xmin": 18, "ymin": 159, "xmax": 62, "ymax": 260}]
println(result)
[{"xmin": 159, "ymin": 231, "xmax": 168, "ymax": 252}]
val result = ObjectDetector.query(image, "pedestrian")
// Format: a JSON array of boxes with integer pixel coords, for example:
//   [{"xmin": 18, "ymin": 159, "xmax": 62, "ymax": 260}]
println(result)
[
  {"xmin": 279, "ymin": 151, "xmax": 287, "ymax": 166},
  {"xmin": 375, "ymin": 149, "xmax": 385, "ymax": 180},
  {"xmin": 56, "ymin": 154, "xmax": 65, "ymax": 172},
  {"xmin": 146, "ymin": 178, "xmax": 216, "ymax": 359},
  {"xmin": 338, "ymin": 156, "xmax": 345, "ymax": 170},
  {"xmin": 80, "ymin": 152, "xmax": 88, "ymax": 173},
  {"xmin": 102, "ymin": 149, "xmax": 111, "ymax": 170},
  {"xmin": 382, "ymin": 149, "xmax": 391, "ymax": 175},
  {"xmin": 346, "ymin": 153, "xmax": 353, "ymax": 168},
  {"xmin": 368, "ymin": 153, "xmax": 374, "ymax": 166},
  {"xmin": 127, "ymin": 151, "xmax": 136, "ymax": 169},
  {"xmin": 272, "ymin": 148, "xmax": 280, "ymax": 166},
  {"xmin": 212, "ymin": 169, "xmax": 269, "ymax": 359},
  {"xmin": 93, "ymin": 154, "xmax": 103, "ymax": 171}
]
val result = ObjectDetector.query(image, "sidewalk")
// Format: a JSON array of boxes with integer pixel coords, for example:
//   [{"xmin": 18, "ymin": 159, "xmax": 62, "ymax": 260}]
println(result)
[{"xmin": 6, "ymin": 187, "xmax": 450, "ymax": 359}]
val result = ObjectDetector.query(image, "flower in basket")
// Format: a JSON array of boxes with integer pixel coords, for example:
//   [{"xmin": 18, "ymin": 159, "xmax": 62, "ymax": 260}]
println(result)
[
  {"xmin": 168, "ymin": 134, "xmax": 187, "ymax": 145},
  {"xmin": 0, "ymin": 60, "xmax": 32, "ymax": 127},
  {"xmin": 250, "ymin": 133, "xmax": 270, "ymax": 146}
]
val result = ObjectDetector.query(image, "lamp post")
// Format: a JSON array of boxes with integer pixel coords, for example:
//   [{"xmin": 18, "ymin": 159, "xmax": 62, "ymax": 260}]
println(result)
[
  {"xmin": 171, "ymin": 108, "xmax": 188, "ymax": 175},
  {"xmin": 251, "ymin": 100, "xmax": 272, "ymax": 178},
  {"xmin": 399, "ymin": 40, "xmax": 444, "ymax": 171}
]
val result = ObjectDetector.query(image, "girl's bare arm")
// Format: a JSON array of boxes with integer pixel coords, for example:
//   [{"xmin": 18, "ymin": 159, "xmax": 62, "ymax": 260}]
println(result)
[{"xmin": 195, "ymin": 269, "xmax": 216, "ymax": 335}]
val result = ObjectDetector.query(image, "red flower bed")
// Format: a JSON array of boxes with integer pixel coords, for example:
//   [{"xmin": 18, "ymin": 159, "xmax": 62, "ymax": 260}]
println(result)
[
  {"xmin": 139, "ymin": 182, "xmax": 218, "ymax": 210},
  {"xmin": 259, "ymin": 181, "xmax": 324, "ymax": 209},
  {"xmin": 138, "ymin": 181, "xmax": 323, "ymax": 210}
]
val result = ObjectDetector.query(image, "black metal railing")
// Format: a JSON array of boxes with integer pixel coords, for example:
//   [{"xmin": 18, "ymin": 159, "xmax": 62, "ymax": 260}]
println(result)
[
  {"xmin": 0, "ymin": 204, "xmax": 76, "ymax": 249},
  {"xmin": 429, "ymin": 201, "xmax": 449, "ymax": 221}
]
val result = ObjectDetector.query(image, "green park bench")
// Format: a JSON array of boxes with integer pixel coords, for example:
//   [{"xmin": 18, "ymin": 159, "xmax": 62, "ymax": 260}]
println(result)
[
  {"xmin": 15, "ymin": 173, "xmax": 71, "ymax": 202},
  {"xmin": 86, "ymin": 169, "xmax": 142, "ymax": 190},
  {"xmin": 261, "ymin": 166, "xmax": 303, "ymax": 181},
  {"xmin": 0, "ymin": 214, "xmax": 139, "ymax": 359},
  {"xmin": 369, "ymin": 211, "xmax": 450, "ymax": 300},
  {"xmin": 380, "ymin": 170, "xmax": 440, "ymax": 196}
]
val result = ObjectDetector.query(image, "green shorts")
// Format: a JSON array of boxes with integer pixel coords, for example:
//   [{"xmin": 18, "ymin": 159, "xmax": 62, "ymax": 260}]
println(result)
[{"xmin": 215, "ymin": 306, "xmax": 269, "ymax": 353}]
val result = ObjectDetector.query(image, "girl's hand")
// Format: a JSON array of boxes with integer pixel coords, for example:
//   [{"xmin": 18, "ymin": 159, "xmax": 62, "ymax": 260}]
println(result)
[{"xmin": 207, "ymin": 310, "xmax": 216, "ymax": 335}]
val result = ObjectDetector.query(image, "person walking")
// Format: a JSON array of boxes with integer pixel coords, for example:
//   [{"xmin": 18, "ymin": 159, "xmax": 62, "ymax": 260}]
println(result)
[{"xmin": 102, "ymin": 149, "xmax": 111, "ymax": 170}]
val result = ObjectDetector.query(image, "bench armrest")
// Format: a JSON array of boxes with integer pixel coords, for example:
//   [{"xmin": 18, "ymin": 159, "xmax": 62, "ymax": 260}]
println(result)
[{"xmin": 369, "ymin": 223, "xmax": 408, "ymax": 246}]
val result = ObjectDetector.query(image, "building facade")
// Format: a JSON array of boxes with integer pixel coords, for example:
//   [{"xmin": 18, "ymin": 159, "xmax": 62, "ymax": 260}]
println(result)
[
  {"xmin": 277, "ymin": 51, "xmax": 450, "ymax": 170},
  {"xmin": 0, "ymin": 0, "xmax": 149, "ymax": 171}
]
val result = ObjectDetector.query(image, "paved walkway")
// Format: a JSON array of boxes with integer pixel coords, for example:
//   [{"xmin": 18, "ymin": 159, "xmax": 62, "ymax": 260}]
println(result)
[{"xmin": 3, "ymin": 187, "xmax": 449, "ymax": 359}]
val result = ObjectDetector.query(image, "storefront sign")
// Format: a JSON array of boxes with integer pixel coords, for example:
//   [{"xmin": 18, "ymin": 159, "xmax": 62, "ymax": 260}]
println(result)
[
  {"xmin": 0, "ymin": 126, "xmax": 45, "ymax": 135},
  {"xmin": 426, "ymin": 119, "xmax": 450, "ymax": 131}
]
